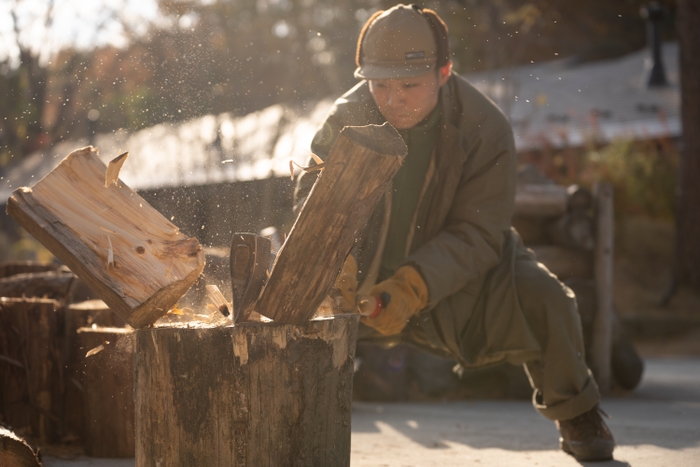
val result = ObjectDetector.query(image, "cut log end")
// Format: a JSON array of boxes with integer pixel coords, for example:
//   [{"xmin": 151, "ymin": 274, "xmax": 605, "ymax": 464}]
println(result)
[
  {"xmin": 340, "ymin": 123, "xmax": 407, "ymax": 157},
  {"xmin": 0, "ymin": 427, "xmax": 41, "ymax": 467}
]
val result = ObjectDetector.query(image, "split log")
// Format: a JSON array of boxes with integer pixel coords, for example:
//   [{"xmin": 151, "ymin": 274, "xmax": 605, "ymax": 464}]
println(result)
[
  {"xmin": 6, "ymin": 146, "xmax": 205, "ymax": 328},
  {"xmin": 135, "ymin": 314, "xmax": 359, "ymax": 467},
  {"xmin": 78, "ymin": 327, "xmax": 135, "ymax": 457},
  {"xmin": 257, "ymin": 123, "xmax": 406, "ymax": 324},
  {"xmin": 0, "ymin": 297, "xmax": 62, "ymax": 445},
  {"xmin": 0, "ymin": 261, "xmax": 59, "ymax": 279},
  {"xmin": 514, "ymin": 184, "xmax": 569, "ymax": 217},
  {"xmin": 531, "ymin": 246, "xmax": 594, "ymax": 281},
  {"xmin": 0, "ymin": 426, "xmax": 41, "ymax": 467},
  {"xmin": 0, "ymin": 270, "xmax": 76, "ymax": 300}
]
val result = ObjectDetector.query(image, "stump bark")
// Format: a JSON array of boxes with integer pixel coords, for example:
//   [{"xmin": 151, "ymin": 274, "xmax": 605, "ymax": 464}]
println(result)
[
  {"xmin": 0, "ymin": 297, "xmax": 62, "ymax": 444},
  {"xmin": 257, "ymin": 123, "xmax": 406, "ymax": 324},
  {"xmin": 6, "ymin": 146, "xmax": 205, "ymax": 328},
  {"xmin": 135, "ymin": 314, "xmax": 359, "ymax": 467},
  {"xmin": 78, "ymin": 327, "xmax": 135, "ymax": 457}
]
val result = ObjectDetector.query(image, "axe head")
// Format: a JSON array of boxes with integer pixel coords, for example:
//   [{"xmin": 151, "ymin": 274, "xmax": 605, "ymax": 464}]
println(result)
[{"xmin": 230, "ymin": 233, "xmax": 271, "ymax": 323}]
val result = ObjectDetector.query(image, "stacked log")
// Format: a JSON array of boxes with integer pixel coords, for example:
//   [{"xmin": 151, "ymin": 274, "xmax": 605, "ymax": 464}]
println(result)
[
  {"xmin": 0, "ymin": 297, "xmax": 63, "ymax": 445},
  {"xmin": 513, "ymin": 168, "xmax": 629, "ymax": 393},
  {"xmin": 513, "ymin": 182, "xmax": 596, "ymax": 281},
  {"xmin": 0, "ymin": 262, "xmax": 131, "ymax": 452},
  {"xmin": 78, "ymin": 327, "xmax": 135, "ymax": 457}
]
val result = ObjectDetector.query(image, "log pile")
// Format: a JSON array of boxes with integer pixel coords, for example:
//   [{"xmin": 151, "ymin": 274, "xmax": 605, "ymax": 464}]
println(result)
[
  {"xmin": 513, "ymin": 165, "xmax": 617, "ymax": 393},
  {"xmin": 2, "ymin": 126, "xmax": 404, "ymax": 465},
  {"xmin": 0, "ymin": 261, "xmax": 134, "ymax": 455}
]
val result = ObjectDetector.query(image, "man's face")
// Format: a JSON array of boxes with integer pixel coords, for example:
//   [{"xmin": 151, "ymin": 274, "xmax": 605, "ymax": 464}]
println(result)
[{"xmin": 368, "ymin": 65, "xmax": 450, "ymax": 130}]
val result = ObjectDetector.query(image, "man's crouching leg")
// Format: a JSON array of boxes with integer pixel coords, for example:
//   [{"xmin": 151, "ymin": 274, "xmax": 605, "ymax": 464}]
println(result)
[{"xmin": 514, "ymin": 254, "xmax": 615, "ymax": 461}]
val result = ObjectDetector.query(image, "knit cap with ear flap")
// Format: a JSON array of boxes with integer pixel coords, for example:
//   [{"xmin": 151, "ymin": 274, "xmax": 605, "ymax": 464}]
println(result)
[{"xmin": 354, "ymin": 4, "xmax": 438, "ymax": 79}]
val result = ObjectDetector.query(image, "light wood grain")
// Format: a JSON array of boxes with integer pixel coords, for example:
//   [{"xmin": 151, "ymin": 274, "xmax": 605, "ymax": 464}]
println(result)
[
  {"xmin": 6, "ymin": 146, "xmax": 205, "ymax": 328},
  {"xmin": 257, "ymin": 123, "xmax": 406, "ymax": 324}
]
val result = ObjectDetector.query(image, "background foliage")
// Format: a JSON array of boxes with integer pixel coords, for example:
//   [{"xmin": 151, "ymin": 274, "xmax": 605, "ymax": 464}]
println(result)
[{"xmin": 0, "ymin": 0, "xmax": 677, "ymax": 167}]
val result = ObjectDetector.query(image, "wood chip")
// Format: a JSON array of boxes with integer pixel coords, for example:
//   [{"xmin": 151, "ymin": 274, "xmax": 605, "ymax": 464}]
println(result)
[
  {"xmin": 86, "ymin": 344, "xmax": 105, "ymax": 357},
  {"xmin": 104, "ymin": 151, "xmax": 129, "ymax": 187},
  {"xmin": 206, "ymin": 284, "xmax": 231, "ymax": 318}
]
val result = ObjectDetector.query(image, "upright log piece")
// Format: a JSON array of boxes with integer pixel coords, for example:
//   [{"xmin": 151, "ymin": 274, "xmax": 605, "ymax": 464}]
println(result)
[
  {"xmin": 135, "ymin": 314, "xmax": 359, "ymax": 467},
  {"xmin": 258, "ymin": 123, "xmax": 406, "ymax": 324},
  {"xmin": 0, "ymin": 426, "xmax": 41, "ymax": 467},
  {"xmin": 591, "ymin": 182, "xmax": 615, "ymax": 394},
  {"xmin": 63, "ymin": 300, "xmax": 126, "ymax": 440},
  {"xmin": 6, "ymin": 146, "xmax": 205, "ymax": 328},
  {"xmin": 78, "ymin": 327, "xmax": 135, "ymax": 457},
  {"xmin": 0, "ymin": 297, "xmax": 62, "ymax": 445}
]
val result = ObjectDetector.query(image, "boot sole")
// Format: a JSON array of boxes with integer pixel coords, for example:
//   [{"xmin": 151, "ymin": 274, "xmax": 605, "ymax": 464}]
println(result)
[{"xmin": 561, "ymin": 438, "xmax": 615, "ymax": 461}]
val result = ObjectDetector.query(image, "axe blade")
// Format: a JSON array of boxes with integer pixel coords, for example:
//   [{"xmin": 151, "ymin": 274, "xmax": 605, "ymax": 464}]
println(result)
[{"xmin": 230, "ymin": 233, "xmax": 271, "ymax": 323}]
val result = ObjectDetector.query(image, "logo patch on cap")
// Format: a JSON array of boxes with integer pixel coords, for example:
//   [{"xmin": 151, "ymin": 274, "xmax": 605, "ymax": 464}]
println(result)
[{"xmin": 405, "ymin": 51, "xmax": 425, "ymax": 60}]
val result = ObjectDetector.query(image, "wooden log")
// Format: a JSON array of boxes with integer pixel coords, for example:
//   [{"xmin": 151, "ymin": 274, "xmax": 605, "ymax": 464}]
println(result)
[
  {"xmin": 62, "ymin": 300, "xmax": 126, "ymax": 441},
  {"xmin": 514, "ymin": 183, "xmax": 568, "ymax": 217},
  {"xmin": 135, "ymin": 314, "xmax": 359, "ymax": 467},
  {"xmin": 78, "ymin": 327, "xmax": 135, "ymax": 457},
  {"xmin": 0, "ymin": 261, "xmax": 59, "ymax": 279},
  {"xmin": 257, "ymin": 123, "xmax": 406, "ymax": 324},
  {"xmin": 0, "ymin": 297, "xmax": 62, "ymax": 445},
  {"xmin": 546, "ymin": 211, "xmax": 596, "ymax": 250},
  {"xmin": 531, "ymin": 246, "xmax": 594, "ymax": 281},
  {"xmin": 0, "ymin": 270, "xmax": 76, "ymax": 300},
  {"xmin": 0, "ymin": 426, "xmax": 41, "ymax": 467},
  {"xmin": 591, "ymin": 182, "xmax": 615, "ymax": 394},
  {"xmin": 6, "ymin": 146, "xmax": 206, "ymax": 329},
  {"xmin": 566, "ymin": 184, "xmax": 593, "ymax": 211}
]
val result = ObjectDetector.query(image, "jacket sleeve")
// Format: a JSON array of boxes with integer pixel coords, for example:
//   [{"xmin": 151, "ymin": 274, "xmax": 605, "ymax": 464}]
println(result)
[{"xmin": 405, "ymin": 128, "xmax": 516, "ymax": 311}]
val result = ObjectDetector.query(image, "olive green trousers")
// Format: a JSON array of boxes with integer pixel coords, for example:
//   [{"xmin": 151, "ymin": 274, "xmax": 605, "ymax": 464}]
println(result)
[{"xmin": 357, "ymin": 255, "xmax": 600, "ymax": 422}]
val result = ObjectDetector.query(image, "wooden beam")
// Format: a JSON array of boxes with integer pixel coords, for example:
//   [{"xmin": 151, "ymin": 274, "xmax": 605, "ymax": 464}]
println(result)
[
  {"xmin": 6, "ymin": 146, "xmax": 205, "ymax": 328},
  {"xmin": 514, "ymin": 184, "xmax": 568, "ymax": 217},
  {"xmin": 256, "ymin": 123, "xmax": 406, "ymax": 324}
]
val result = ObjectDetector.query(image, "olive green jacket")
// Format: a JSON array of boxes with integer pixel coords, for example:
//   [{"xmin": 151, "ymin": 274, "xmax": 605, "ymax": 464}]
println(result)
[{"xmin": 295, "ymin": 73, "xmax": 541, "ymax": 368}]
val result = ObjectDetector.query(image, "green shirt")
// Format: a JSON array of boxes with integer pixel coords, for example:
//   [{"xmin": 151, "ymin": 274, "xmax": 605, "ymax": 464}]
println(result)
[{"xmin": 379, "ymin": 101, "xmax": 442, "ymax": 281}]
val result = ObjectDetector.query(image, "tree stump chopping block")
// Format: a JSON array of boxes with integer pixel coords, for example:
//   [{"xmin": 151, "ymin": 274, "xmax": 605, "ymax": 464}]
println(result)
[
  {"xmin": 135, "ymin": 314, "xmax": 359, "ymax": 467},
  {"xmin": 6, "ymin": 146, "xmax": 205, "ymax": 328},
  {"xmin": 257, "ymin": 123, "xmax": 406, "ymax": 324}
]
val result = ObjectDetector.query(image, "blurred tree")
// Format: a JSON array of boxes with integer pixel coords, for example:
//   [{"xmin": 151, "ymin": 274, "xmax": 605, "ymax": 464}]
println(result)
[
  {"xmin": 0, "ymin": 0, "xmax": 149, "ymax": 166},
  {"xmin": 675, "ymin": 0, "xmax": 700, "ymax": 290}
]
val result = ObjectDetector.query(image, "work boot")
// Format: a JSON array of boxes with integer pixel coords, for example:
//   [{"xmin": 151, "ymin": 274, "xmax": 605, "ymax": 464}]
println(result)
[{"xmin": 556, "ymin": 405, "xmax": 615, "ymax": 461}]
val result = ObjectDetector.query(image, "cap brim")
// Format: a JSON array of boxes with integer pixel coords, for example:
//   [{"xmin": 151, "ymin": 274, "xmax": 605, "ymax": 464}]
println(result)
[{"xmin": 354, "ymin": 63, "xmax": 435, "ymax": 80}]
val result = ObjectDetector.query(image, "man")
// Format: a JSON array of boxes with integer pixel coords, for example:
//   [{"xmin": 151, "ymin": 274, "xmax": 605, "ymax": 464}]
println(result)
[{"xmin": 295, "ymin": 4, "xmax": 615, "ymax": 462}]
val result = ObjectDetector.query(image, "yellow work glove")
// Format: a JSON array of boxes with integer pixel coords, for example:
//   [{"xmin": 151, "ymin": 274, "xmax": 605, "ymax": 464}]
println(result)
[
  {"xmin": 362, "ymin": 265, "xmax": 428, "ymax": 336},
  {"xmin": 334, "ymin": 254, "xmax": 358, "ymax": 312}
]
